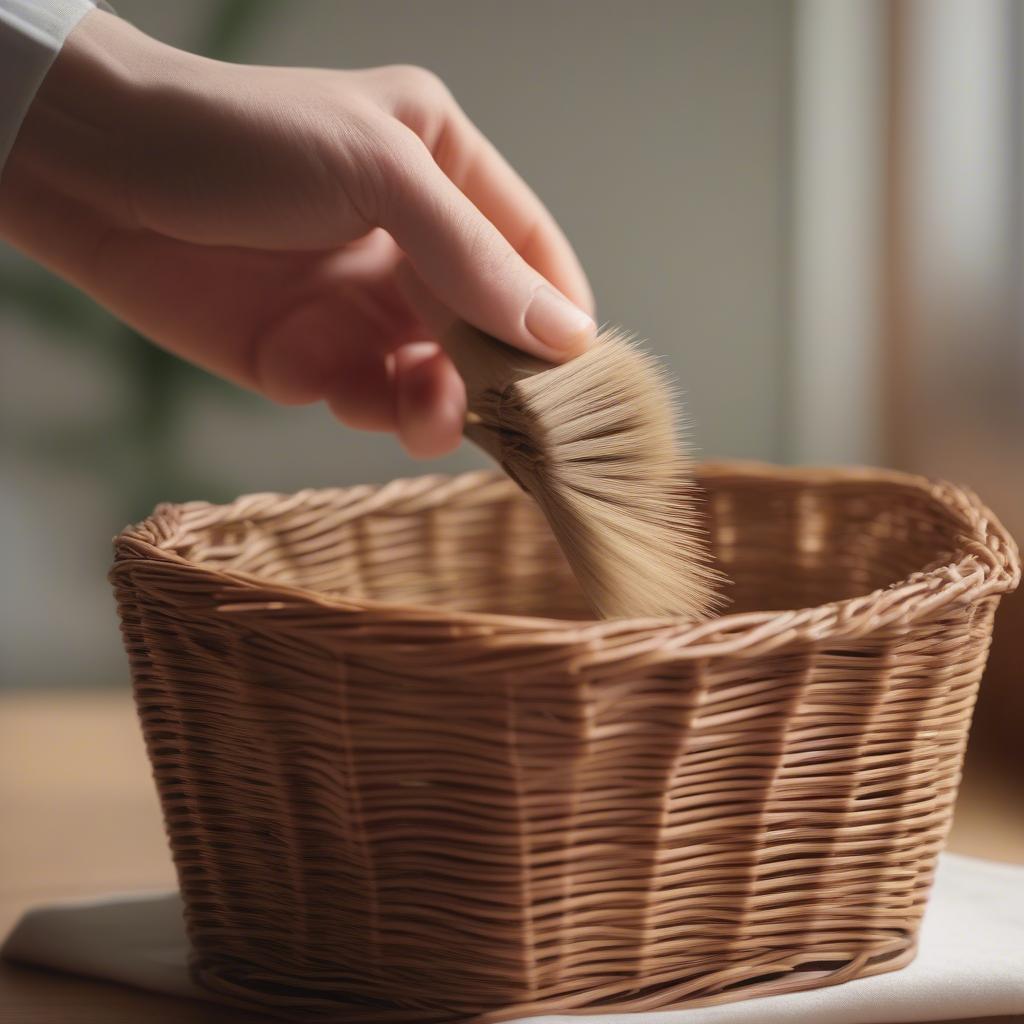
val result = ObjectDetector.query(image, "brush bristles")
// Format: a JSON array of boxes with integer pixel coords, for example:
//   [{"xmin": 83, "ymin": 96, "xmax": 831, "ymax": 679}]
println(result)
[{"xmin": 487, "ymin": 328, "xmax": 724, "ymax": 620}]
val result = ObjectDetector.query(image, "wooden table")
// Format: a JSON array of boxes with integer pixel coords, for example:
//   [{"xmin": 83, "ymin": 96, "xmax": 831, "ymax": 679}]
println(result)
[{"xmin": 2, "ymin": 691, "xmax": 1022, "ymax": 1024}]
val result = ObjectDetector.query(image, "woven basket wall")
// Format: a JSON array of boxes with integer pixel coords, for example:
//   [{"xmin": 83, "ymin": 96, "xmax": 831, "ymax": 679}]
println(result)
[{"xmin": 109, "ymin": 462, "xmax": 1019, "ymax": 1023}]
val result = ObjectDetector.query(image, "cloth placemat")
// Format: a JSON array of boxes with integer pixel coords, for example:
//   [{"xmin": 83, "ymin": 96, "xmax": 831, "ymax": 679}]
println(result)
[{"xmin": 3, "ymin": 853, "xmax": 1023, "ymax": 1023}]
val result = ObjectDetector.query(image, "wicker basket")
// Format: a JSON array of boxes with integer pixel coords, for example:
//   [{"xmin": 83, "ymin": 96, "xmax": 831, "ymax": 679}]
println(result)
[{"xmin": 110, "ymin": 461, "xmax": 1018, "ymax": 1023}]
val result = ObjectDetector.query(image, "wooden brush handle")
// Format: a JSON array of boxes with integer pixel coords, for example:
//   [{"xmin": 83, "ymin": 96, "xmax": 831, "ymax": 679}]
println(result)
[{"xmin": 442, "ymin": 321, "xmax": 551, "ymax": 463}]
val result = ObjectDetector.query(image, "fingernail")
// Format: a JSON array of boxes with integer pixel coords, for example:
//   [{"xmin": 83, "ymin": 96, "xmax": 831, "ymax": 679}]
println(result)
[{"xmin": 525, "ymin": 285, "xmax": 596, "ymax": 352}]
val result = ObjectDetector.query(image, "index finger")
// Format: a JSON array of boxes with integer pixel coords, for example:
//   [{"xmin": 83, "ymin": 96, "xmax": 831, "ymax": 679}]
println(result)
[{"xmin": 387, "ymin": 87, "xmax": 595, "ymax": 316}]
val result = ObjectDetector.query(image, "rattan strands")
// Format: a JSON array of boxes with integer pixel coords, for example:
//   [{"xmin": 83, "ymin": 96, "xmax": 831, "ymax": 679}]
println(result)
[{"xmin": 109, "ymin": 461, "xmax": 1019, "ymax": 1022}]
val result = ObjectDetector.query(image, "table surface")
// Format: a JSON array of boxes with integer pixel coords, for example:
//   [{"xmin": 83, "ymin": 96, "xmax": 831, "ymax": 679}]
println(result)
[{"xmin": 2, "ymin": 691, "xmax": 1022, "ymax": 1024}]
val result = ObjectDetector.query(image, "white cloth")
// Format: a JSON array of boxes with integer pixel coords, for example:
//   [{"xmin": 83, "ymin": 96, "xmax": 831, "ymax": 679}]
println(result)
[
  {"xmin": 3, "ymin": 853, "xmax": 1023, "ymax": 1023},
  {"xmin": 0, "ymin": 0, "xmax": 111, "ymax": 174}
]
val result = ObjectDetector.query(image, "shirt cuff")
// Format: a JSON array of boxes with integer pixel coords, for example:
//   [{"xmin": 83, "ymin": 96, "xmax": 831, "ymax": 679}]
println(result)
[{"xmin": 0, "ymin": 0, "xmax": 114, "ymax": 176}]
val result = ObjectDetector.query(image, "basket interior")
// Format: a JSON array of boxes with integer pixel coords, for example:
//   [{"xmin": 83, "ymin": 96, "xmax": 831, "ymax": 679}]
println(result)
[{"xmin": 174, "ymin": 473, "xmax": 966, "ymax": 619}]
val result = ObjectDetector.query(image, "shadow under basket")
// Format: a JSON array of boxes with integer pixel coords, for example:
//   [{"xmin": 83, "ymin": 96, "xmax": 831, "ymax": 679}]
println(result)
[{"xmin": 109, "ymin": 461, "xmax": 1020, "ymax": 1023}]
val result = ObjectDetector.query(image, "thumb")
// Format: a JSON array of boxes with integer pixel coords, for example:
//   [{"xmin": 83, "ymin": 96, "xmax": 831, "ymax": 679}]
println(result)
[{"xmin": 373, "ymin": 126, "xmax": 596, "ymax": 362}]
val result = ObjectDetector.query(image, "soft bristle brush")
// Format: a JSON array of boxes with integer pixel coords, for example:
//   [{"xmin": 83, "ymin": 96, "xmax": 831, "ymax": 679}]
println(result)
[{"xmin": 444, "ymin": 321, "xmax": 724, "ymax": 620}]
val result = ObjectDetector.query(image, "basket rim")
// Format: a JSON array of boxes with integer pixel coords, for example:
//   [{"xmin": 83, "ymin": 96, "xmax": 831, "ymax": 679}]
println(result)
[{"xmin": 110, "ymin": 460, "xmax": 1020, "ymax": 660}]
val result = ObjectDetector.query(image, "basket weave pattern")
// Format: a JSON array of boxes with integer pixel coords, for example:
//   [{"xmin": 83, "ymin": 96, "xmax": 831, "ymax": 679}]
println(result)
[{"xmin": 110, "ymin": 462, "xmax": 1019, "ymax": 1022}]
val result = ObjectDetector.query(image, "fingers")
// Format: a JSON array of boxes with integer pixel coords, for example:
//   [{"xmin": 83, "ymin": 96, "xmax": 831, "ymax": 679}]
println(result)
[
  {"xmin": 392, "ymin": 342, "xmax": 466, "ymax": 458},
  {"xmin": 372, "ymin": 124, "xmax": 595, "ymax": 363},
  {"xmin": 72, "ymin": 215, "xmax": 463, "ymax": 456},
  {"xmin": 364, "ymin": 65, "xmax": 594, "ymax": 315},
  {"xmin": 320, "ymin": 340, "xmax": 396, "ymax": 432},
  {"xmin": 248, "ymin": 313, "xmax": 466, "ymax": 458},
  {"xmin": 392, "ymin": 257, "xmax": 455, "ymax": 339},
  {"xmin": 435, "ymin": 113, "xmax": 594, "ymax": 316}
]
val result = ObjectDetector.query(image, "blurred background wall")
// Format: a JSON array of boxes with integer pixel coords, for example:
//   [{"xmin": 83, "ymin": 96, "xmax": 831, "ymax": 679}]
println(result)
[{"xmin": 0, "ymin": 0, "xmax": 1021, "ymax": 772}]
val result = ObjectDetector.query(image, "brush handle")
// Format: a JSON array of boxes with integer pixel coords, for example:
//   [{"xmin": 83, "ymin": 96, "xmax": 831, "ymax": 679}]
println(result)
[{"xmin": 442, "ymin": 321, "xmax": 551, "ymax": 463}]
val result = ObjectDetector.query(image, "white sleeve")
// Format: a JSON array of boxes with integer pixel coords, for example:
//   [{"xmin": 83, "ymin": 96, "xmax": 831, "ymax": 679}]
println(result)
[{"xmin": 0, "ymin": 0, "xmax": 115, "ymax": 174}]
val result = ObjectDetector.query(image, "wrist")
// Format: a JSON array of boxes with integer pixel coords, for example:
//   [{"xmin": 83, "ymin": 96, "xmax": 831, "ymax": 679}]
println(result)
[{"xmin": 0, "ymin": 10, "xmax": 194, "ymax": 258}]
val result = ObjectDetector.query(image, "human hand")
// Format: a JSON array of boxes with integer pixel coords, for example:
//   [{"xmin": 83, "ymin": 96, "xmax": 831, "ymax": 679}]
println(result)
[{"xmin": 0, "ymin": 10, "xmax": 595, "ymax": 457}]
